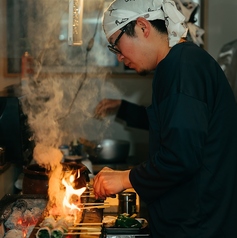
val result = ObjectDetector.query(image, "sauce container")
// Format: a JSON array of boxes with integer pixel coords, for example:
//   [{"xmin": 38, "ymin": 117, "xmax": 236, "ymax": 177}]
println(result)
[{"xmin": 118, "ymin": 191, "xmax": 137, "ymax": 215}]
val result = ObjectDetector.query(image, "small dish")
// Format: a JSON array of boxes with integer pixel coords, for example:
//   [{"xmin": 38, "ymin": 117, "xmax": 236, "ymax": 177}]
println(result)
[{"xmin": 104, "ymin": 218, "xmax": 148, "ymax": 234}]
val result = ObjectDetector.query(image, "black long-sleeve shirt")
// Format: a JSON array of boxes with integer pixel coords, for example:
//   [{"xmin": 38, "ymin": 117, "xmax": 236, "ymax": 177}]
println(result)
[
  {"xmin": 117, "ymin": 100, "xmax": 149, "ymax": 130},
  {"xmin": 129, "ymin": 42, "xmax": 237, "ymax": 237}
]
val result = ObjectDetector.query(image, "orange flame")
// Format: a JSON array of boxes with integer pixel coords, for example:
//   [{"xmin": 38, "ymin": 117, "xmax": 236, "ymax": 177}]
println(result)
[{"xmin": 61, "ymin": 170, "xmax": 86, "ymax": 214}]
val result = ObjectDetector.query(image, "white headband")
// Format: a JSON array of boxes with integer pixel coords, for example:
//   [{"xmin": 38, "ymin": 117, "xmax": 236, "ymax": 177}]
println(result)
[{"xmin": 103, "ymin": 0, "xmax": 188, "ymax": 47}]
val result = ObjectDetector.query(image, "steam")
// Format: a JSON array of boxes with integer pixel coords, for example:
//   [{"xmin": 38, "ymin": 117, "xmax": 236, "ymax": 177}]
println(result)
[
  {"xmin": 20, "ymin": 0, "xmax": 119, "ymax": 158},
  {"xmin": 33, "ymin": 144, "xmax": 63, "ymax": 170},
  {"xmin": 19, "ymin": 0, "xmax": 121, "ymax": 206}
]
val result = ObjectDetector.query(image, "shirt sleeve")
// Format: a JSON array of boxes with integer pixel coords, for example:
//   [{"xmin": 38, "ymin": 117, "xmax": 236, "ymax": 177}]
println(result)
[
  {"xmin": 116, "ymin": 100, "xmax": 149, "ymax": 130},
  {"xmin": 129, "ymin": 93, "xmax": 208, "ymax": 203}
]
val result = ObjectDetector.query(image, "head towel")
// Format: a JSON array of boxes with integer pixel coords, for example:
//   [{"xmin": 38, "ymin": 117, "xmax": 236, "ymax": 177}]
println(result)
[{"xmin": 103, "ymin": 0, "xmax": 188, "ymax": 47}]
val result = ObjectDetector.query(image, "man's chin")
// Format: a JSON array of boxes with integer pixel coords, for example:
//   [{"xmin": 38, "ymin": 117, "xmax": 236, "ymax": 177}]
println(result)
[
  {"xmin": 127, "ymin": 65, "xmax": 150, "ymax": 76},
  {"xmin": 137, "ymin": 69, "xmax": 150, "ymax": 76}
]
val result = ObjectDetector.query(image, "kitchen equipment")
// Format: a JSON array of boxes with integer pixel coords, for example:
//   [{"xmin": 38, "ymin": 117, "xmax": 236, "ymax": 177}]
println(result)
[
  {"xmin": 103, "ymin": 214, "xmax": 149, "ymax": 237},
  {"xmin": 0, "ymin": 193, "xmax": 104, "ymax": 238},
  {"xmin": 22, "ymin": 164, "xmax": 48, "ymax": 194},
  {"xmin": 0, "ymin": 192, "xmax": 148, "ymax": 237},
  {"xmin": 118, "ymin": 192, "xmax": 137, "ymax": 215},
  {"xmin": 64, "ymin": 155, "xmax": 83, "ymax": 163},
  {"xmin": 0, "ymin": 194, "xmax": 47, "ymax": 238},
  {"xmin": 22, "ymin": 162, "xmax": 91, "ymax": 194},
  {"xmin": 82, "ymin": 139, "xmax": 130, "ymax": 164}
]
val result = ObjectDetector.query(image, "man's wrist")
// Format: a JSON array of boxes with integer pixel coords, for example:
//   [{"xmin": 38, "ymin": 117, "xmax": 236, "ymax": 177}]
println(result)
[{"xmin": 122, "ymin": 170, "xmax": 132, "ymax": 189}]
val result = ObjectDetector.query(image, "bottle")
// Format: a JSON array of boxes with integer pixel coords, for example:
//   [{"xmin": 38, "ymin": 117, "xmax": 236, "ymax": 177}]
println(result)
[
  {"xmin": 69, "ymin": 139, "xmax": 82, "ymax": 156},
  {"xmin": 21, "ymin": 51, "xmax": 34, "ymax": 91}
]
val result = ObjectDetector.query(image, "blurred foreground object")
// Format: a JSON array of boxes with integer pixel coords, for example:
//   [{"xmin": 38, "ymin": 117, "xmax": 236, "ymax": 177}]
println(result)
[
  {"xmin": 174, "ymin": 0, "xmax": 205, "ymax": 45},
  {"xmin": 217, "ymin": 39, "xmax": 237, "ymax": 102}
]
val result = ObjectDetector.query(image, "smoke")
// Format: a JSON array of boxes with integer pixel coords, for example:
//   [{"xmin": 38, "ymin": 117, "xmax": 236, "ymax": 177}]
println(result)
[
  {"xmin": 20, "ymin": 0, "xmax": 120, "ymax": 167},
  {"xmin": 18, "ymin": 0, "xmax": 123, "ymax": 209}
]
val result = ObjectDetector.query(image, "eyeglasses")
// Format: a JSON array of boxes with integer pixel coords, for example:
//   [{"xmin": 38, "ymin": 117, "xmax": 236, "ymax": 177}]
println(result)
[{"xmin": 107, "ymin": 26, "xmax": 127, "ymax": 55}]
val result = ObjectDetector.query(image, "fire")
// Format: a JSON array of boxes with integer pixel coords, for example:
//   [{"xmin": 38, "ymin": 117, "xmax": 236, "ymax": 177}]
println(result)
[
  {"xmin": 17, "ymin": 215, "xmax": 38, "ymax": 227},
  {"xmin": 59, "ymin": 169, "xmax": 86, "ymax": 223},
  {"xmin": 33, "ymin": 145, "xmax": 88, "ymax": 223},
  {"xmin": 62, "ymin": 172, "xmax": 86, "ymax": 212},
  {"xmin": 17, "ymin": 215, "xmax": 39, "ymax": 238}
]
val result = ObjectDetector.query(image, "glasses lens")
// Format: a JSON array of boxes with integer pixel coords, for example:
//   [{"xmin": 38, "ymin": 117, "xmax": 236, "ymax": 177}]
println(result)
[
  {"xmin": 107, "ymin": 25, "xmax": 127, "ymax": 55},
  {"xmin": 108, "ymin": 45, "xmax": 121, "ymax": 55}
]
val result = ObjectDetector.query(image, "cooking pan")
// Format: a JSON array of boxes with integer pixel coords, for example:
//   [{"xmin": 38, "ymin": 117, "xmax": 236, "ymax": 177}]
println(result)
[{"xmin": 80, "ymin": 139, "xmax": 130, "ymax": 164}]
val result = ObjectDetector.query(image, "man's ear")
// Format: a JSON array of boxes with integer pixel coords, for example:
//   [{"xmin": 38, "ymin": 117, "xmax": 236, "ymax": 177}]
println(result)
[{"xmin": 136, "ymin": 17, "xmax": 151, "ymax": 37}]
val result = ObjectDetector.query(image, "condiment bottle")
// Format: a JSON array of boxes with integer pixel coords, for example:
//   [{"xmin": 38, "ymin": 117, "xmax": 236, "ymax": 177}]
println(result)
[
  {"xmin": 118, "ymin": 191, "xmax": 137, "ymax": 215},
  {"xmin": 21, "ymin": 51, "xmax": 34, "ymax": 91},
  {"xmin": 69, "ymin": 139, "xmax": 82, "ymax": 156}
]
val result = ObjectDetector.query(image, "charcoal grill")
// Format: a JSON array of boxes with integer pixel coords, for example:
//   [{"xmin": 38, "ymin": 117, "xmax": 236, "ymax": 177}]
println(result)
[{"xmin": 0, "ymin": 193, "xmax": 103, "ymax": 238}]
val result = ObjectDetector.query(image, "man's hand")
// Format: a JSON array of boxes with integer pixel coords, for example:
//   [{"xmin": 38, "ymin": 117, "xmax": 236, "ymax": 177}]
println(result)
[
  {"xmin": 94, "ymin": 99, "xmax": 122, "ymax": 118},
  {"xmin": 93, "ymin": 167, "xmax": 132, "ymax": 200}
]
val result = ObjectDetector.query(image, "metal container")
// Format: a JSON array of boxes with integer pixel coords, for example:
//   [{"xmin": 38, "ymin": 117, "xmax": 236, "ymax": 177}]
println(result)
[
  {"xmin": 118, "ymin": 191, "xmax": 137, "ymax": 215},
  {"xmin": 85, "ymin": 139, "xmax": 130, "ymax": 164}
]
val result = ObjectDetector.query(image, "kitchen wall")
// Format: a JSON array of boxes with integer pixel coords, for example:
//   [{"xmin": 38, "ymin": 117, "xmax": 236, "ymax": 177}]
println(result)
[
  {"xmin": 2, "ymin": 1, "xmax": 237, "ymax": 83},
  {"xmin": 0, "ymin": 165, "xmax": 18, "ymax": 198},
  {"xmin": 205, "ymin": 0, "xmax": 237, "ymax": 60},
  {"xmin": 0, "ymin": 0, "xmax": 237, "ymax": 182},
  {"xmin": 0, "ymin": 0, "xmax": 19, "ymax": 91}
]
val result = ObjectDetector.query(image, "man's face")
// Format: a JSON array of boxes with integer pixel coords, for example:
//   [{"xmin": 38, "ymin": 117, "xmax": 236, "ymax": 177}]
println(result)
[{"xmin": 108, "ymin": 26, "xmax": 155, "ymax": 76}]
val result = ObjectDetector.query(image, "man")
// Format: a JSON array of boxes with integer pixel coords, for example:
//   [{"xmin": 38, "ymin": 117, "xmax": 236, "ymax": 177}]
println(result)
[
  {"xmin": 94, "ymin": 0, "xmax": 204, "ymax": 128},
  {"xmin": 93, "ymin": 0, "xmax": 237, "ymax": 237}
]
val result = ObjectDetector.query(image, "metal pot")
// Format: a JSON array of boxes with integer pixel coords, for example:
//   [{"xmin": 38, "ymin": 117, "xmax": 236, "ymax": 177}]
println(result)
[
  {"xmin": 22, "ymin": 162, "xmax": 90, "ymax": 194},
  {"xmin": 83, "ymin": 139, "xmax": 130, "ymax": 164}
]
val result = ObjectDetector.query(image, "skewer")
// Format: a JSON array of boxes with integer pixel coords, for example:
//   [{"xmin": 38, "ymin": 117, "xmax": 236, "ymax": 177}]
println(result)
[
  {"xmin": 69, "ymin": 227, "xmax": 101, "ymax": 231},
  {"xmin": 80, "ymin": 205, "xmax": 110, "ymax": 209},
  {"xmin": 81, "ymin": 195, "xmax": 95, "ymax": 198},
  {"xmin": 73, "ymin": 222, "xmax": 103, "ymax": 226},
  {"xmin": 65, "ymin": 231, "xmax": 101, "ymax": 235},
  {"xmin": 81, "ymin": 202, "xmax": 109, "ymax": 205},
  {"xmin": 35, "ymin": 223, "xmax": 103, "ymax": 230},
  {"xmin": 34, "ymin": 226, "xmax": 101, "ymax": 231}
]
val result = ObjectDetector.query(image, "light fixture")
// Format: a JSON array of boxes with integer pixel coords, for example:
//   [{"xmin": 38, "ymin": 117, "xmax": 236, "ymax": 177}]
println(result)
[{"xmin": 68, "ymin": 0, "xmax": 84, "ymax": 46}]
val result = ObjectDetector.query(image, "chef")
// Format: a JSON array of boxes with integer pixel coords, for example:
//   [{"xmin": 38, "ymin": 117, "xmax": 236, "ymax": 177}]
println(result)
[{"xmin": 93, "ymin": 0, "xmax": 237, "ymax": 237}]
